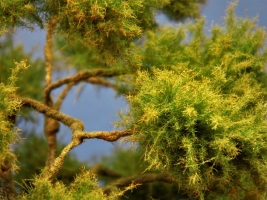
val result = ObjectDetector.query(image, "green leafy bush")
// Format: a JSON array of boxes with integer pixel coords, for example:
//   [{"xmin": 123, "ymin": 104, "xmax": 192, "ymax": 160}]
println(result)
[
  {"xmin": 122, "ymin": 4, "xmax": 267, "ymax": 199},
  {"xmin": 0, "ymin": 60, "xmax": 28, "ymax": 169},
  {"xmin": 20, "ymin": 170, "xmax": 114, "ymax": 200}
]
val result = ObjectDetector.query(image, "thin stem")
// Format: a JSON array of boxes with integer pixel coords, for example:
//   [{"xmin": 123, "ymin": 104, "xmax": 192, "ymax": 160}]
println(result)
[
  {"xmin": 86, "ymin": 77, "xmax": 114, "ymax": 88},
  {"xmin": 44, "ymin": 69, "xmax": 121, "ymax": 104},
  {"xmin": 54, "ymin": 82, "xmax": 75, "ymax": 111},
  {"xmin": 103, "ymin": 173, "xmax": 176, "ymax": 194}
]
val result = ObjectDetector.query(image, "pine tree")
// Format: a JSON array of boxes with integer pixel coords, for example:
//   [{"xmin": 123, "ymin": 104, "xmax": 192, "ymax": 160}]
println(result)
[{"xmin": 1, "ymin": 1, "xmax": 267, "ymax": 199}]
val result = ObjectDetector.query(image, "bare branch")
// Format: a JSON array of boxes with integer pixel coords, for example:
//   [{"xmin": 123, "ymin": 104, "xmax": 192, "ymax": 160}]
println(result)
[
  {"xmin": 91, "ymin": 164, "xmax": 122, "ymax": 178},
  {"xmin": 44, "ymin": 17, "xmax": 57, "ymax": 86},
  {"xmin": 43, "ymin": 130, "xmax": 131, "ymax": 180},
  {"xmin": 54, "ymin": 82, "xmax": 75, "ymax": 111},
  {"xmin": 43, "ymin": 139, "xmax": 81, "ymax": 180},
  {"xmin": 20, "ymin": 96, "xmax": 132, "ymax": 179},
  {"xmin": 21, "ymin": 97, "xmax": 84, "ymax": 132},
  {"xmin": 103, "ymin": 173, "xmax": 176, "ymax": 194},
  {"xmin": 77, "ymin": 130, "xmax": 131, "ymax": 142},
  {"xmin": 44, "ymin": 17, "xmax": 59, "ymax": 167},
  {"xmin": 86, "ymin": 77, "xmax": 114, "ymax": 88},
  {"xmin": 113, "ymin": 173, "xmax": 175, "ymax": 186},
  {"xmin": 44, "ymin": 69, "xmax": 121, "ymax": 104}
]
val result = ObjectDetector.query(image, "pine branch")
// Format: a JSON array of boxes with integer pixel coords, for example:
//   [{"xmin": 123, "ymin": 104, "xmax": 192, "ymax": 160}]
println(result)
[
  {"xmin": 20, "ymin": 96, "xmax": 131, "ymax": 180},
  {"xmin": 77, "ymin": 130, "xmax": 131, "ymax": 142},
  {"xmin": 86, "ymin": 77, "xmax": 114, "ymax": 88},
  {"xmin": 42, "ymin": 130, "xmax": 131, "ymax": 180},
  {"xmin": 53, "ymin": 82, "xmax": 75, "ymax": 111},
  {"xmin": 53, "ymin": 77, "xmax": 114, "ymax": 111},
  {"xmin": 44, "ymin": 17, "xmax": 57, "ymax": 86},
  {"xmin": 112, "ymin": 173, "xmax": 176, "ymax": 186},
  {"xmin": 91, "ymin": 164, "xmax": 122, "ymax": 178},
  {"xmin": 44, "ymin": 17, "xmax": 59, "ymax": 167},
  {"xmin": 44, "ymin": 69, "xmax": 122, "ymax": 105},
  {"xmin": 103, "ymin": 173, "xmax": 176, "ymax": 194},
  {"xmin": 21, "ymin": 97, "xmax": 84, "ymax": 132}
]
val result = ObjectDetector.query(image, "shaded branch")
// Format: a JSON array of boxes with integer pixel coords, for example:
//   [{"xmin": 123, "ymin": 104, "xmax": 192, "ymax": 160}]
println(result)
[
  {"xmin": 91, "ymin": 164, "xmax": 122, "ymax": 178},
  {"xmin": 112, "ymin": 173, "xmax": 176, "ymax": 186},
  {"xmin": 103, "ymin": 173, "xmax": 176, "ymax": 194}
]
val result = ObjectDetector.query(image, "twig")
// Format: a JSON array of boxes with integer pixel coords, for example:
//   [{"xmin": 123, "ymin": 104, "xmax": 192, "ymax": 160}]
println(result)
[
  {"xmin": 54, "ymin": 82, "xmax": 75, "ymax": 111},
  {"xmin": 103, "ymin": 173, "xmax": 176, "ymax": 194},
  {"xmin": 91, "ymin": 164, "xmax": 122, "ymax": 178},
  {"xmin": 44, "ymin": 69, "xmax": 121, "ymax": 105},
  {"xmin": 53, "ymin": 77, "xmax": 114, "ymax": 111},
  {"xmin": 86, "ymin": 77, "xmax": 114, "ymax": 88}
]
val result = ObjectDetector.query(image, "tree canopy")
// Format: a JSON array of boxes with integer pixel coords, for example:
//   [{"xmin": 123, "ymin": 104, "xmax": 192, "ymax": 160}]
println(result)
[{"xmin": 1, "ymin": 0, "xmax": 267, "ymax": 200}]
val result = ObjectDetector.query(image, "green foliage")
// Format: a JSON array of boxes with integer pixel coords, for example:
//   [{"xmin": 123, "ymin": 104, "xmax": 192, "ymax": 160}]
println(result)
[
  {"xmin": 121, "ymin": 4, "xmax": 267, "ymax": 199},
  {"xmin": 162, "ymin": 0, "xmax": 206, "ymax": 21},
  {"xmin": 20, "ymin": 170, "xmax": 114, "ymax": 200},
  {"xmin": 0, "ymin": 34, "xmax": 45, "ymax": 101},
  {"xmin": 53, "ymin": 0, "xmax": 168, "ymax": 62},
  {"xmin": 13, "ymin": 133, "xmax": 86, "ymax": 191},
  {"xmin": 0, "ymin": 60, "xmax": 28, "ymax": 170},
  {"xmin": 0, "ymin": 0, "xmax": 43, "ymax": 29},
  {"xmin": 101, "ymin": 148, "xmax": 147, "ymax": 177},
  {"xmin": 100, "ymin": 148, "xmax": 189, "ymax": 200}
]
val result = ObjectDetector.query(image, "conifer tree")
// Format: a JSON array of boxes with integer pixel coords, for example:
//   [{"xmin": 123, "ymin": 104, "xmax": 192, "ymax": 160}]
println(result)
[{"xmin": 1, "ymin": 1, "xmax": 267, "ymax": 200}]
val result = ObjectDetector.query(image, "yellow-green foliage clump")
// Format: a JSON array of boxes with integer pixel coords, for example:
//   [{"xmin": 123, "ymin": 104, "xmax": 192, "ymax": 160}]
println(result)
[
  {"xmin": 20, "ymin": 170, "xmax": 117, "ymax": 200},
  {"xmin": 122, "ymin": 4, "xmax": 267, "ymax": 199},
  {"xmin": 162, "ymin": 0, "xmax": 206, "ymax": 21},
  {"xmin": 0, "ymin": 0, "xmax": 43, "ymax": 28},
  {"xmin": 0, "ymin": 60, "xmax": 28, "ymax": 169},
  {"xmin": 52, "ymin": 0, "xmax": 167, "ymax": 62}
]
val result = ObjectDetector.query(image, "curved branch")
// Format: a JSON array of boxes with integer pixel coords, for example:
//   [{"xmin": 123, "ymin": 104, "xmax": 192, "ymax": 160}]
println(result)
[
  {"xmin": 76, "ymin": 130, "xmax": 131, "ymax": 142},
  {"xmin": 91, "ymin": 164, "xmax": 122, "ymax": 178},
  {"xmin": 20, "ymin": 96, "xmax": 132, "ymax": 180},
  {"xmin": 43, "ymin": 130, "xmax": 131, "ymax": 180},
  {"xmin": 112, "ymin": 173, "xmax": 176, "ymax": 187},
  {"xmin": 21, "ymin": 97, "xmax": 84, "ymax": 132},
  {"xmin": 86, "ymin": 77, "xmax": 114, "ymax": 88},
  {"xmin": 44, "ymin": 69, "xmax": 121, "ymax": 104},
  {"xmin": 54, "ymin": 82, "xmax": 75, "ymax": 111},
  {"xmin": 53, "ymin": 77, "xmax": 114, "ymax": 111},
  {"xmin": 103, "ymin": 173, "xmax": 176, "ymax": 194}
]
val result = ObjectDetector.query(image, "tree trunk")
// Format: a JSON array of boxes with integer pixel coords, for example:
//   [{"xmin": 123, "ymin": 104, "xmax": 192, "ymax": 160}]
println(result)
[{"xmin": 0, "ymin": 159, "xmax": 17, "ymax": 200}]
